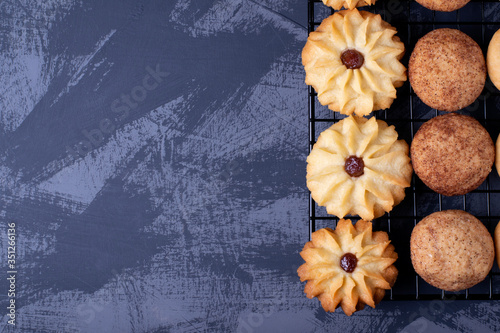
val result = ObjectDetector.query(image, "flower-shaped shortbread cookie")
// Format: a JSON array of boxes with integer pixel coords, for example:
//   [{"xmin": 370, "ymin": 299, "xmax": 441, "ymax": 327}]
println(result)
[
  {"xmin": 307, "ymin": 116, "xmax": 412, "ymax": 220},
  {"xmin": 297, "ymin": 219, "xmax": 398, "ymax": 316},
  {"xmin": 322, "ymin": 0, "xmax": 376, "ymax": 10},
  {"xmin": 302, "ymin": 9, "xmax": 406, "ymax": 116}
]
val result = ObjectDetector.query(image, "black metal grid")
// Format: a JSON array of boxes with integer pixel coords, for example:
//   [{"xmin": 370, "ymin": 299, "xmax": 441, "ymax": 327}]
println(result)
[{"xmin": 307, "ymin": 0, "xmax": 500, "ymax": 301}]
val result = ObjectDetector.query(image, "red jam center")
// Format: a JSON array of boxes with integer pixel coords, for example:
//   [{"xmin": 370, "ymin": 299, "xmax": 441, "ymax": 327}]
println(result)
[
  {"xmin": 340, "ymin": 253, "xmax": 358, "ymax": 273},
  {"xmin": 340, "ymin": 49, "xmax": 364, "ymax": 69},
  {"xmin": 344, "ymin": 155, "xmax": 364, "ymax": 177}
]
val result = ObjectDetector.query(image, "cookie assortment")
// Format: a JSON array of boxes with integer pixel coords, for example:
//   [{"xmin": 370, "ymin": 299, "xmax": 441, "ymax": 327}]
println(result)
[{"xmin": 298, "ymin": 1, "xmax": 500, "ymax": 315}]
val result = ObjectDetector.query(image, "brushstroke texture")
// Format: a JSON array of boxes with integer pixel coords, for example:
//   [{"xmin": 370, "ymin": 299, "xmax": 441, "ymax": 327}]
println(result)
[{"xmin": 0, "ymin": 1, "xmax": 498, "ymax": 332}]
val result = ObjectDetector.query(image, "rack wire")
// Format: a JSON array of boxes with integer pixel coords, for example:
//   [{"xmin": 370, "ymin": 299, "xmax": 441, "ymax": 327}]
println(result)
[{"xmin": 308, "ymin": 0, "xmax": 500, "ymax": 301}]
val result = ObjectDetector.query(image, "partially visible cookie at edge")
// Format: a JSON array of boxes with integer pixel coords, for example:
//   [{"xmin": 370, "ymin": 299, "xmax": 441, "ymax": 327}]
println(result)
[
  {"xmin": 415, "ymin": 0, "xmax": 470, "ymax": 12},
  {"xmin": 322, "ymin": 0, "xmax": 376, "ymax": 10},
  {"xmin": 496, "ymin": 134, "xmax": 500, "ymax": 177},
  {"xmin": 495, "ymin": 221, "xmax": 500, "ymax": 269},
  {"xmin": 487, "ymin": 29, "xmax": 500, "ymax": 91}
]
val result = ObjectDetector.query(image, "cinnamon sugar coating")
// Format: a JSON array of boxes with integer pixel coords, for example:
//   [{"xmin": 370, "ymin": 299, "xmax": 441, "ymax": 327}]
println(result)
[{"xmin": 409, "ymin": 29, "xmax": 485, "ymax": 112}]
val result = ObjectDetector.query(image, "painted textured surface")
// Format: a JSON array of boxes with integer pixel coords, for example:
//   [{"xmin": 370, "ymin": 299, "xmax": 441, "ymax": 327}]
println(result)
[{"xmin": 0, "ymin": 0, "xmax": 498, "ymax": 332}]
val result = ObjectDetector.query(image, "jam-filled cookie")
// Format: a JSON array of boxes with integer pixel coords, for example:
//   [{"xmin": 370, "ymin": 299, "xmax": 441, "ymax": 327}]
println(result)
[
  {"xmin": 298, "ymin": 219, "xmax": 398, "ymax": 315},
  {"xmin": 411, "ymin": 210, "xmax": 494, "ymax": 291},
  {"xmin": 307, "ymin": 116, "xmax": 412, "ymax": 220},
  {"xmin": 302, "ymin": 9, "xmax": 406, "ymax": 116},
  {"xmin": 409, "ymin": 28, "xmax": 486, "ymax": 112},
  {"xmin": 411, "ymin": 113, "xmax": 494, "ymax": 196}
]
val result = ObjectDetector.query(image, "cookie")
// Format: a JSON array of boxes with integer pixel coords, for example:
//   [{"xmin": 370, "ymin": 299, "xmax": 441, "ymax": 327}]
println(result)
[
  {"xmin": 298, "ymin": 219, "xmax": 398, "ymax": 316},
  {"xmin": 411, "ymin": 113, "xmax": 494, "ymax": 196},
  {"xmin": 496, "ymin": 134, "xmax": 500, "ymax": 177},
  {"xmin": 302, "ymin": 9, "xmax": 406, "ymax": 116},
  {"xmin": 487, "ymin": 28, "xmax": 500, "ymax": 91},
  {"xmin": 307, "ymin": 116, "xmax": 412, "ymax": 220},
  {"xmin": 322, "ymin": 0, "xmax": 376, "ymax": 10},
  {"xmin": 410, "ymin": 210, "xmax": 494, "ymax": 291},
  {"xmin": 409, "ymin": 28, "xmax": 486, "ymax": 112},
  {"xmin": 495, "ymin": 221, "xmax": 500, "ymax": 269},
  {"xmin": 415, "ymin": 0, "xmax": 470, "ymax": 12}
]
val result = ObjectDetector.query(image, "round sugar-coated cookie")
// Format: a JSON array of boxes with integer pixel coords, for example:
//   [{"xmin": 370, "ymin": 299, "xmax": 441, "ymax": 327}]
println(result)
[
  {"xmin": 410, "ymin": 210, "xmax": 494, "ymax": 291},
  {"xmin": 411, "ymin": 113, "xmax": 494, "ymax": 196},
  {"xmin": 415, "ymin": 0, "xmax": 470, "ymax": 12},
  {"xmin": 409, "ymin": 28, "xmax": 486, "ymax": 112}
]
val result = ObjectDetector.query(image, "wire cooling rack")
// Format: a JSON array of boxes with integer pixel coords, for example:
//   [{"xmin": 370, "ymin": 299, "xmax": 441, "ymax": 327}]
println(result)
[{"xmin": 308, "ymin": 0, "xmax": 500, "ymax": 301}]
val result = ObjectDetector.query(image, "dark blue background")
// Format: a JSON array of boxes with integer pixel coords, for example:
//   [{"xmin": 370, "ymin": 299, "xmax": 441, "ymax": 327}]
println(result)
[{"xmin": 0, "ymin": 0, "xmax": 498, "ymax": 332}]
